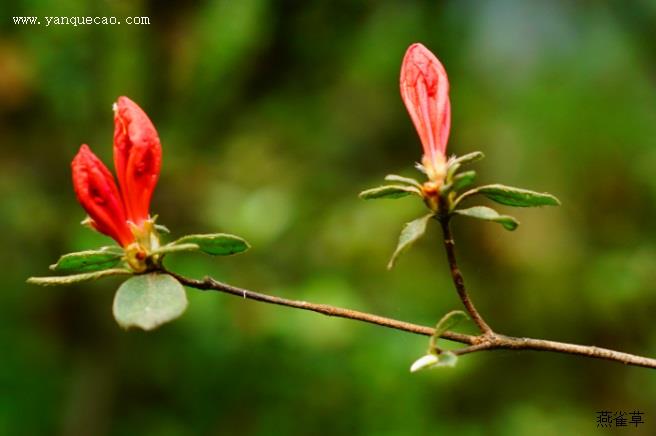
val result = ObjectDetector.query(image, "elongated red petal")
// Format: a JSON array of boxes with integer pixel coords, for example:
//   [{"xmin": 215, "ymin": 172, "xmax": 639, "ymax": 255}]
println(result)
[
  {"xmin": 72, "ymin": 145, "xmax": 134, "ymax": 247},
  {"xmin": 400, "ymin": 43, "xmax": 451, "ymax": 159},
  {"xmin": 113, "ymin": 96, "xmax": 161, "ymax": 225}
]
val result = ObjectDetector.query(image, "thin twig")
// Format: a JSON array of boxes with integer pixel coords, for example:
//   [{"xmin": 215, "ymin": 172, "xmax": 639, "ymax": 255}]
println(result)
[
  {"xmin": 162, "ymin": 268, "xmax": 656, "ymax": 369},
  {"xmin": 164, "ymin": 269, "xmax": 475, "ymax": 344},
  {"xmin": 489, "ymin": 334, "xmax": 656, "ymax": 368},
  {"xmin": 438, "ymin": 216, "xmax": 493, "ymax": 334}
]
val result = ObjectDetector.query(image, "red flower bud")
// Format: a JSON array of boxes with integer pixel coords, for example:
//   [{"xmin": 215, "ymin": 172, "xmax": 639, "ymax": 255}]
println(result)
[
  {"xmin": 400, "ymin": 43, "xmax": 451, "ymax": 180},
  {"xmin": 71, "ymin": 97, "xmax": 162, "ymax": 255},
  {"xmin": 72, "ymin": 145, "xmax": 134, "ymax": 247},
  {"xmin": 113, "ymin": 96, "xmax": 162, "ymax": 225}
]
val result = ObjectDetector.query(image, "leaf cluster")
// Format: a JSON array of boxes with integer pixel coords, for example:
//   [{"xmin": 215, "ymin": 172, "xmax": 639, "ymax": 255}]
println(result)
[
  {"xmin": 28, "ymin": 232, "xmax": 250, "ymax": 330},
  {"xmin": 359, "ymin": 151, "xmax": 560, "ymax": 268}
]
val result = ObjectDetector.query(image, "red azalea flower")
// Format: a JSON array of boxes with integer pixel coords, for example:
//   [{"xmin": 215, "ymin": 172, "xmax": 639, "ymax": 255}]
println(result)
[
  {"xmin": 400, "ymin": 43, "xmax": 451, "ymax": 184},
  {"xmin": 71, "ymin": 97, "xmax": 161, "ymax": 249}
]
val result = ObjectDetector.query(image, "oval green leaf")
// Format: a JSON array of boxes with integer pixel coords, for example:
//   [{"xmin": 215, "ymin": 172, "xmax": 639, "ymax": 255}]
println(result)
[
  {"xmin": 359, "ymin": 184, "xmax": 421, "ymax": 200},
  {"xmin": 436, "ymin": 351, "xmax": 458, "ymax": 368},
  {"xmin": 451, "ymin": 171, "xmax": 476, "ymax": 192},
  {"xmin": 173, "ymin": 233, "xmax": 250, "ymax": 256},
  {"xmin": 113, "ymin": 273, "xmax": 188, "ymax": 331},
  {"xmin": 476, "ymin": 184, "xmax": 560, "ymax": 207},
  {"xmin": 454, "ymin": 206, "xmax": 519, "ymax": 231},
  {"xmin": 49, "ymin": 248, "xmax": 123, "ymax": 272},
  {"xmin": 151, "ymin": 243, "xmax": 200, "ymax": 257}
]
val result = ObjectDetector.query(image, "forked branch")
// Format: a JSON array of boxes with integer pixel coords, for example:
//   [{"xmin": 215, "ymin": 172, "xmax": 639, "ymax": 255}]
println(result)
[{"xmin": 163, "ymin": 269, "xmax": 656, "ymax": 369}]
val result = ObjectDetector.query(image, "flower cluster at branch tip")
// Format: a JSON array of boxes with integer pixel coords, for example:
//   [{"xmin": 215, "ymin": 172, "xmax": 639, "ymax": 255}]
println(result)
[
  {"xmin": 400, "ymin": 43, "xmax": 451, "ymax": 208},
  {"xmin": 71, "ymin": 96, "xmax": 162, "ymax": 272}
]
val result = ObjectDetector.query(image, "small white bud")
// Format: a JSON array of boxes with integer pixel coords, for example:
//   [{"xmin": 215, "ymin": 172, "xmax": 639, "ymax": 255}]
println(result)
[{"xmin": 410, "ymin": 354, "xmax": 439, "ymax": 373}]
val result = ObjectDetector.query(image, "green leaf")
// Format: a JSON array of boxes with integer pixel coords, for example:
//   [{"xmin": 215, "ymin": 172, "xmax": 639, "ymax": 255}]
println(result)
[
  {"xmin": 387, "ymin": 214, "xmax": 433, "ymax": 269},
  {"xmin": 151, "ymin": 243, "xmax": 200, "ymax": 257},
  {"xmin": 446, "ymin": 162, "xmax": 461, "ymax": 181},
  {"xmin": 474, "ymin": 184, "xmax": 560, "ymax": 207},
  {"xmin": 27, "ymin": 268, "xmax": 132, "ymax": 286},
  {"xmin": 445, "ymin": 151, "xmax": 484, "ymax": 180},
  {"xmin": 454, "ymin": 206, "xmax": 519, "ymax": 231},
  {"xmin": 451, "ymin": 151, "xmax": 485, "ymax": 166},
  {"xmin": 434, "ymin": 310, "xmax": 469, "ymax": 338},
  {"xmin": 173, "ymin": 233, "xmax": 250, "ymax": 256},
  {"xmin": 112, "ymin": 273, "xmax": 188, "ymax": 331},
  {"xmin": 384, "ymin": 174, "xmax": 422, "ymax": 188},
  {"xmin": 49, "ymin": 248, "xmax": 123, "ymax": 273},
  {"xmin": 410, "ymin": 351, "xmax": 458, "ymax": 372},
  {"xmin": 359, "ymin": 185, "xmax": 421, "ymax": 200},
  {"xmin": 155, "ymin": 224, "xmax": 171, "ymax": 234},
  {"xmin": 99, "ymin": 245, "xmax": 124, "ymax": 254},
  {"xmin": 429, "ymin": 310, "xmax": 469, "ymax": 351},
  {"xmin": 436, "ymin": 351, "xmax": 458, "ymax": 368},
  {"xmin": 451, "ymin": 171, "xmax": 476, "ymax": 192}
]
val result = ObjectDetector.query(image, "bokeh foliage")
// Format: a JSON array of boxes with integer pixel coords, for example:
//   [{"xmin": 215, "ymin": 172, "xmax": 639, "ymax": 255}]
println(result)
[{"xmin": 2, "ymin": 0, "xmax": 656, "ymax": 434}]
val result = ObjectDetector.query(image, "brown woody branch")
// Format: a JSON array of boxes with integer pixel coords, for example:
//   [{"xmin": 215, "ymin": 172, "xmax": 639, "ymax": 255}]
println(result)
[
  {"xmin": 438, "ymin": 215, "xmax": 492, "ymax": 334},
  {"xmin": 163, "ymin": 269, "xmax": 656, "ymax": 369}
]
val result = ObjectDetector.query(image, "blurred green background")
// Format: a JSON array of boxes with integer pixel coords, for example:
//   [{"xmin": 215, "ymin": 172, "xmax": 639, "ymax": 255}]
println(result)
[{"xmin": 3, "ymin": 0, "xmax": 656, "ymax": 434}]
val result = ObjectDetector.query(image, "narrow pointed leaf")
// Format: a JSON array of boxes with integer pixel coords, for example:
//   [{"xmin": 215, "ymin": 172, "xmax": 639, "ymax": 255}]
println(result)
[
  {"xmin": 155, "ymin": 224, "xmax": 171, "ymax": 234},
  {"xmin": 451, "ymin": 151, "xmax": 484, "ymax": 166},
  {"xmin": 446, "ymin": 162, "xmax": 461, "ymax": 181},
  {"xmin": 454, "ymin": 206, "xmax": 519, "ymax": 231},
  {"xmin": 49, "ymin": 248, "xmax": 124, "ymax": 273},
  {"xmin": 430, "ymin": 310, "xmax": 469, "ymax": 351},
  {"xmin": 476, "ymin": 184, "xmax": 560, "ymax": 207},
  {"xmin": 359, "ymin": 185, "xmax": 421, "ymax": 200},
  {"xmin": 173, "ymin": 233, "xmax": 250, "ymax": 256},
  {"xmin": 384, "ymin": 174, "xmax": 422, "ymax": 188},
  {"xmin": 434, "ymin": 310, "xmax": 469, "ymax": 338},
  {"xmin": 27, "ymin": 268, "xmax": 132, "ymax": 286},
  {"xmin": 387, "ymin": 214, "xmax": 433, "ymax": 269},
  {"xmin": 113, "ymin": 273, "xmax": 188, "ymax": 331}
]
